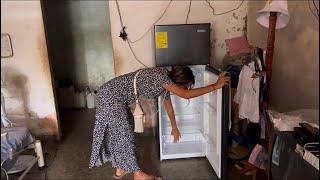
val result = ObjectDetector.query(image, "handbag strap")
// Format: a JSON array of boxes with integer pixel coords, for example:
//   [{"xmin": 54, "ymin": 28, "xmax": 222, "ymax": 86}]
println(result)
[{"xmin": 133, "ymin": 70, "xmax": 142, "ymax": 100}]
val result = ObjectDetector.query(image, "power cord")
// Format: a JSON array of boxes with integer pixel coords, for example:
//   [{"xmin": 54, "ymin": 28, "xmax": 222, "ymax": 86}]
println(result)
[
  {"xmin": 309, "ymin": 0, "xmax": 319, "ymax": 20},
  {"xmin": 115, "ymin": 0, "xmax": 149, "ymax": 67},
  {"xmin": 205, "ymin": 0, "xmax": 245, "ymax": 16},
  {"xmin": 127, "ymin": 40, "xmax": 148, "ymax": 67},
  {"xmin": 186, "ymin": 0, "xmax": 192, "ymax": 24},
  {"xmin": 126, "ymin": 0, "xmax": 173, "ymax": 44},
  {"xmin": 312, "ymin": 0, "xmax": 319, "ymax": 14}
]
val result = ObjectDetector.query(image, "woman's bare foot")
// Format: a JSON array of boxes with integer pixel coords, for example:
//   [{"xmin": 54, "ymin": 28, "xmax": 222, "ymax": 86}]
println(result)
[
  {"xmin": 115, "ymin": 168, "xmax": 126, "ymax": 177},
  {"xmin": 133, "ymin": 170, "xmax": 161, "ymax": 180}
]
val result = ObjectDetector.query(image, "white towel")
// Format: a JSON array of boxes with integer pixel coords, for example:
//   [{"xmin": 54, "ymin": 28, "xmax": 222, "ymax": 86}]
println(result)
[{"xmin": 234, "ymin": 62, "xmax": 260, "ymax": 123}]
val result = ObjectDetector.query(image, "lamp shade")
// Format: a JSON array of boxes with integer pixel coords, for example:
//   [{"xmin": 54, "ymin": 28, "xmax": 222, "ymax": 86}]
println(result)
[{"xmin": 256, "ymin": 0, "xmax": 290, "ymax": 29}]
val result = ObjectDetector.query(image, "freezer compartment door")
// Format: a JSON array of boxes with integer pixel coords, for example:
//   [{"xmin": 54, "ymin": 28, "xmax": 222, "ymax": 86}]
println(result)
[{"xmin": 203, "ymin": 66, "xmax": 230, "ymax": 180}]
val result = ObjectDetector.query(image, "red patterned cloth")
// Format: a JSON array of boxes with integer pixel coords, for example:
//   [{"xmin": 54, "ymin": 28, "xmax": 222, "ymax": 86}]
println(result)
[{"xmin": 225, "ymin": 36, "xmax": 251, "ymax": 56}]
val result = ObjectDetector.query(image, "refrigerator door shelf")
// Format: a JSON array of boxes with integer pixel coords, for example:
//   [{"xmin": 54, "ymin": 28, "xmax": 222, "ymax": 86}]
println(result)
[
  {"xmin": 203, "ymin": 134, "xmax": 217, "ymax": 149},
  {"xmin": 206, "ymin": 146, "xmax": 221, "ymax": 176}
]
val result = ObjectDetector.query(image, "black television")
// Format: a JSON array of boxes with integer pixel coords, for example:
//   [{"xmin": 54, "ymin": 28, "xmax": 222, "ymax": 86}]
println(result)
[{"xmin": 154, "ymin": 23, "xmax": 211, "ymax": 67}]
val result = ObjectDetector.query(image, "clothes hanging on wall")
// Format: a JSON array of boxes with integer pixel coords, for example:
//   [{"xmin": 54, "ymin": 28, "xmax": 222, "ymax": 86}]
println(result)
[
  {"xmin": 234, "ymin": 61, "xmax": 260, "ymax": 123},
  {"xmin": 254, "ymin": 48, "xmax": 267, "ymax": 104}
]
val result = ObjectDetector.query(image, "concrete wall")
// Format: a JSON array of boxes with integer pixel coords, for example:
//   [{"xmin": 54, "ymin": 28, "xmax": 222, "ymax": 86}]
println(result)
[
  {"xmin": 247, "ymin": 1, "xmax": 319, "ymax": 112},
  {"xmin": 42, "ymin": 0, "xmax": 115, "ymax": 90},
  {"xmin": 109, "ymin": 0, "xmax": 248, "ymax": 75},
  {"xmin": 1, "ymin": 1, "xmax": 59, "ymax": 138}
]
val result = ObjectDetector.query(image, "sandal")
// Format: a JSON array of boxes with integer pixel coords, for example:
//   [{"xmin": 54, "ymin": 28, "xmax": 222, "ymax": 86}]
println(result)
[{"xmin": 113, "ymin": 172, "xmax": 128, "ymax": 179}]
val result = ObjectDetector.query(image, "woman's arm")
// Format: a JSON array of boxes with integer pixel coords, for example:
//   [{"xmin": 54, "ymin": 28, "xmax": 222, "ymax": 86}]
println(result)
[
  {"xmin": 163, "ymin": 98, "xmax": 181, "ymax": 143},
  {"xmin": 164, "ymin": 83, "xmax": 215, "ymax": 99},
  {"xmin": 163, "ymin": 72, "xmax": 230, "ymax": 99}
]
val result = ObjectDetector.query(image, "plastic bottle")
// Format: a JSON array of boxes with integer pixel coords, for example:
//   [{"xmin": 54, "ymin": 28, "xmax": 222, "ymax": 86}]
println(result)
[{"xmin": 86, "ymin": 89, "xmax": 95, "ymax": 109}]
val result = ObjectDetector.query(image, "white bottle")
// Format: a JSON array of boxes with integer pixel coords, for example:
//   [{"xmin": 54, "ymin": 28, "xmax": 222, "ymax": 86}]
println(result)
[
  {"xmin": 86, "ymin": 91, "xmax": 95, "ymax": 109},
  {"xmin": 78, "ymin": 91, "xmax": 86, "ymax": 108}
]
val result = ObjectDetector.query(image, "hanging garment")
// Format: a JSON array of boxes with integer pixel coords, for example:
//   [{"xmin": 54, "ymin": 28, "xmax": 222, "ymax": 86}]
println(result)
[
  {"xmin": 234, "ymin": 62, "xmax": 260, "ymax": 123},
  {"xmin": 248, "ymin": 143, "xmax": 266, "ymax": 169},
  {"xmin": 255, "ymin": 48, "xmax": 267, "ymax": 103}
]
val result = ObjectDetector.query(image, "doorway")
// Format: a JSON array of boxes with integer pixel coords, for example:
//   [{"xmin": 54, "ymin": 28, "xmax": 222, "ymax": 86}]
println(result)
[{"xmin": 41, "ymin": 0, "xmax": 115, "ymax": 139}]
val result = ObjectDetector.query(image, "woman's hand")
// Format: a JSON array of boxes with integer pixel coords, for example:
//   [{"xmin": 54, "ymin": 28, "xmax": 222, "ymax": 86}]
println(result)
[
  {"xmin": 213, "ymin": 72, "xmax": 230, "ymax": 90},
  {"xmin": 171, "ymin": 128, "xmax": 181, "ymax": 143}
]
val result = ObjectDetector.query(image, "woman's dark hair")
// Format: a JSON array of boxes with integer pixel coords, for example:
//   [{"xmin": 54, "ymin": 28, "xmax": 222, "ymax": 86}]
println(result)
[{"xmin": 169, "ymin": 66, "xmax": 195, "ymax": 89}]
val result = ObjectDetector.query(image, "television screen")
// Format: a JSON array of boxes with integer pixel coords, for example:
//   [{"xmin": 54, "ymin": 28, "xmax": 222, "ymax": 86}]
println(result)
[{"xmin": 154, "ymin": 23, "xmax": 211, "ymax": 67}]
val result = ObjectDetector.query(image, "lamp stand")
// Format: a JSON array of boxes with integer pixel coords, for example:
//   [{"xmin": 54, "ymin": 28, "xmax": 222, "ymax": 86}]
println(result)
[
  {"xmin": 264, "ymin": 12, "xmax": 278, "ymax": 109},
  {"xmin": 261, "ymin": 11, "xmax": 278, "ymax": 180}
]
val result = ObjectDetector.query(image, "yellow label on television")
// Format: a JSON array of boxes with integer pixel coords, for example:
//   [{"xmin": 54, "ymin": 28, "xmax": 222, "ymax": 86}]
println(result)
[{"xmin": 156, "ymin": 32, "xmax": 168, "ymax": 48}]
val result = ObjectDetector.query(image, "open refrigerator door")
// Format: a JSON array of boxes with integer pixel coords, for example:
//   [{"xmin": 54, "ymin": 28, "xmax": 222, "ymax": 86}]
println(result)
[{"xmin": 203, "ymin": 66, "xmax": 230, "ymax": 179}]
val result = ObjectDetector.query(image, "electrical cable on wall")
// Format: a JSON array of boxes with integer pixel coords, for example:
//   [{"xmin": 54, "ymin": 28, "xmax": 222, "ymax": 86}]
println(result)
[
  {"xmin": 205, "ymin": 0, "xmax": 244, "ymax": 16},
  {"xmin": 128, "ymin": 0, "xmax": 173, "ymax": 44},
  {"xmin": 312, "ymin": 0, "xmax": 319, "ymax": 14},
  {"xmin": 308, "ymin": 0, "xmax": 319, "ymax": 20},
  {"xmin": 115, "ymin": 0, "xmax": 148, "ymax": 67},
  {"xmin": 186, "ymin": 0, "xmax": 192, "ymax": 24}
]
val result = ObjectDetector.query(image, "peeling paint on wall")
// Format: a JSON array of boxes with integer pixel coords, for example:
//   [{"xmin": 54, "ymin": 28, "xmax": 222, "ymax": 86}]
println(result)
[
  {"xmin": 1, "ymin": 66, "xmax": 30, "ymax": 116},
  {"xmin": 112, "ymin": 48, "xmax": 122, "ymax": 77},
  {"xmin": 1, "ymin": 1, "xmax": 59, "ymax": 138},
  {"xmin": 38, "ymin": 32, "xmax": 51, "ymax": 87},
  {"xmin": 232, "ymin": 12, "xmax": 239, "ymax": 20}
]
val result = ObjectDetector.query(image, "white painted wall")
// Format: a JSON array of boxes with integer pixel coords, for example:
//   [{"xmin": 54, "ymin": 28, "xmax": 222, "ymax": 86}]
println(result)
[
  {"xmin": 109, "ymin": 0, "xmax": 248, "ymax": 75},
  {"xmin": 1, "ymin": 1, "xmax": 59, "ymax": 137}
]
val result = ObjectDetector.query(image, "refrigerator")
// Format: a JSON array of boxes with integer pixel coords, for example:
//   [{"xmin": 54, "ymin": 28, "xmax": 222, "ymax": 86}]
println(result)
[
  {"xmin": 157, "ymin": 65, "xmax": 230, "ymax": 179},
  {"xmin": 155, "ymin": 23, "xmax": 230, "ymax": 180}
]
